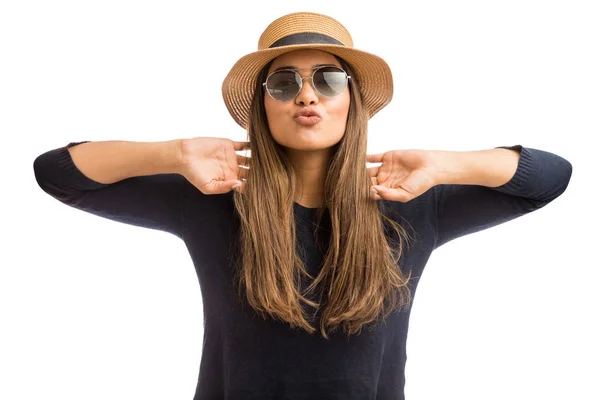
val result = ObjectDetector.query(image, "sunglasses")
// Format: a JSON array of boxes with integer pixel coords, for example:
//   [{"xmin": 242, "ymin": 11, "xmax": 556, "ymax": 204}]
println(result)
[{"xmin": 263, "ymin": 65, "xmax": 351, "ymax": 102}]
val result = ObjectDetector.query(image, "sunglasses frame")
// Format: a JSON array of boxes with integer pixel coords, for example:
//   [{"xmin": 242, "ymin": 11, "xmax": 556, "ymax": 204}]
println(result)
[{"xmin": 262, "ymin": 65, "xmax": 351, "ymax": 102}]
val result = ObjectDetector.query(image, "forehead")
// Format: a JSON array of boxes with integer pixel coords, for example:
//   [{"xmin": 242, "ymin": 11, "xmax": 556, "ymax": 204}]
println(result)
[{"xmin": 268, "ymin": 49, "xmax": 341, "ymax": 73}]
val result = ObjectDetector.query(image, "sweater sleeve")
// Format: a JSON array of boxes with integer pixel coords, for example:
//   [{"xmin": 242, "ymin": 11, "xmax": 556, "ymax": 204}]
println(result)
[
  {"xmin": 33, "ymin": 141, "xmax": 185, "ymax": 239},
  {"xmin": 433, "ymin": 145, "xmax": 572, "ymax": 249}
]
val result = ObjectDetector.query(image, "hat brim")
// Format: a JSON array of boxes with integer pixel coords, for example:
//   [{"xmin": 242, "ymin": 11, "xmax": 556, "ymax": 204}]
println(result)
[{"xmin": 222, "ymin": 44, "xmax": 393, "ymax": 129}]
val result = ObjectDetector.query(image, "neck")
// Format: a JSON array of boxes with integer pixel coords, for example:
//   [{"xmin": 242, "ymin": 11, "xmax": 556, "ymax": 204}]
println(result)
[{"xmin": 286, "ymin": 148, "xmax": 331, "ymax": 208}]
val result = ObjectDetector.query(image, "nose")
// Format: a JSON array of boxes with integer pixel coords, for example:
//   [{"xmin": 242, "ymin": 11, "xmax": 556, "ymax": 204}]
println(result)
[{"xmin": 295, "ymin": 75, "xmax": 319, "ymax": 106}]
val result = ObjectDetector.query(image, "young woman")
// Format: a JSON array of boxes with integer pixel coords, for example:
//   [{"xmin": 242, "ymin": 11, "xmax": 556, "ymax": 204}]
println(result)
[{"xmin": 33, "ymin": 11, "xmax": 572, "ymax": 400}]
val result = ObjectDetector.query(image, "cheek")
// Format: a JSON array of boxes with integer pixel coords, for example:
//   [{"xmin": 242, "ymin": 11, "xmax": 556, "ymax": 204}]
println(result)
[
  {"xmin": 329, "ymin": 95, "xmax": 350, "ymax": 127},
  {"xmin": 264, "ymin": 98, "xmax": 288, "ymax": 135}
]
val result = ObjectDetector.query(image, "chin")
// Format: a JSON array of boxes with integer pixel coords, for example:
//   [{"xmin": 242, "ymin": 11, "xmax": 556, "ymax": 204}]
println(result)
[
  {"xmin": 283, "ymin": 138, "xmax": 342, "ymax": 152},
  {"xmin": 270, "ymin": 123, "xmax": 344, "ymax": 150},
  {"xmin": 290, "ymin": 144, "xmax": 332, "ymax": 152}
]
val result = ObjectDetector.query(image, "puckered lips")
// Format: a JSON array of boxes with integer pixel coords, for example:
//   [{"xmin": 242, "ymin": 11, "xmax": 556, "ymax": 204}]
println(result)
[{"xmin": 293, "ymin": 108, "xmax": 322, "ymax": 126}]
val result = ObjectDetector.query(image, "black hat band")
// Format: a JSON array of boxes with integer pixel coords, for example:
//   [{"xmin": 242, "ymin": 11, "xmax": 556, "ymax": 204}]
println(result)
[{"xmin": 269, "ymin": 32, "xmax": 344, "ymax": 48}]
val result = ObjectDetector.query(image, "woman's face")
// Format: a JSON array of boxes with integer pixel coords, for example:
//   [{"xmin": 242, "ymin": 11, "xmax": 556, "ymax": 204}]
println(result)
[{"xmin": 264, "ymin": 49, "xmax": 351, "ymax": 152}]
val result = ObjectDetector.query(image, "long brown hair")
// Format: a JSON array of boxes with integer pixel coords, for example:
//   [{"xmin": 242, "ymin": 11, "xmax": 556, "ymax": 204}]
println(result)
[{"xmin": 232, "ymin": 56, "xmax": 413, "ymax": 339}]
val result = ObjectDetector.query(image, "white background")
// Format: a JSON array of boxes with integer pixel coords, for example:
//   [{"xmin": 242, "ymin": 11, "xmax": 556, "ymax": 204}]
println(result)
[{"xmin": 2, "ymin": 1, "xmax": 598, "ymax": 399}]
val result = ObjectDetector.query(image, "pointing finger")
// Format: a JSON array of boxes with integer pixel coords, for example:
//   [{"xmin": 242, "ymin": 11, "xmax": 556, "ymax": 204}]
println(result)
[
  {"xmin": 366, "ymin": 153, "xmax": 383, "ymax": 163},
  {"xmin": 233, "ymin": 141, "xmax": 251, "ymax": 151}
]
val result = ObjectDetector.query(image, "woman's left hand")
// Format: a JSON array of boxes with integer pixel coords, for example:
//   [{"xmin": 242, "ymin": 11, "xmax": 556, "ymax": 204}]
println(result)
[{"xmin": 367, "ymin": 149, "xmax": 438, "ymax": 202}]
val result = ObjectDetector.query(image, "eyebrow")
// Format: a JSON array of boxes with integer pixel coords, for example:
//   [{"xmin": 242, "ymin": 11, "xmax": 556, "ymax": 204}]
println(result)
[{"xmin": 272, "ymin": 63, "xmax": 338, "ymax": 72}]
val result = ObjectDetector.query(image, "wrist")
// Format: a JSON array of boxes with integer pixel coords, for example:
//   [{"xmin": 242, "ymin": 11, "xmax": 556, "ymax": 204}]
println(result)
[
  {"xmin": 431, "ymin": 150, "xmax": 466, "ymax": 185},
  {"xmin": 162, "ymin": 139, "xmax": 185, "ymax": 175}
]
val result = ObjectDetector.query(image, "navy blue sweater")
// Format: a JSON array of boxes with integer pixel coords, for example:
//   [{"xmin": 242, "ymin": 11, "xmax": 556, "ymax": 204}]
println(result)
[{"xmin": 33, "ymin": 142, "xmax": 572, "ymax": 399}]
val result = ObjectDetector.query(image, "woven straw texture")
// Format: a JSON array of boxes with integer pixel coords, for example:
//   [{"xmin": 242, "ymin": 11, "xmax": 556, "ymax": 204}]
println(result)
[
  {"xmin": 258, "ymin": 12, "xmax": 354, "ymax": 49},
  {"xmin": 222, "ymin": 12, "xmax": 393, "ymax": 129}
]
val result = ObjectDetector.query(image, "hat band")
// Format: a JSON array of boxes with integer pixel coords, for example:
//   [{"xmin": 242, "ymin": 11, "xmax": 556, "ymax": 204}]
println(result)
[{"xmin": 268, "ymin": 32, "xmax": 344, "ymax": 48}]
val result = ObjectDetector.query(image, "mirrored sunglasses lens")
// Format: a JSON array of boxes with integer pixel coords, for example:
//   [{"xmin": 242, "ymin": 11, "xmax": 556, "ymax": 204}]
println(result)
[
  {"xmin": 314, "ymin": 67, "xmax": 348, "ymax": 96},
  {"xmin": 267, "ymin": 71, "xmax": 301, "ymax": 101}
]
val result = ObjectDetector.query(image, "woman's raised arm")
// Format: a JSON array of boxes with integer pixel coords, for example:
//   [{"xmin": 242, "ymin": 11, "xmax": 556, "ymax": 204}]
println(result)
[
  {"xmin": 33, "ymin": 140, "xmax": 187, "ymax": 238},
  {"xmin": 65, "ymin": 139, "xmax": 183, "ymax": 184}
]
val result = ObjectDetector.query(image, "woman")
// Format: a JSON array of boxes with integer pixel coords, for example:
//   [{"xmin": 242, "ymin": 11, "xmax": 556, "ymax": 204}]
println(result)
[{"xmin": 33, "ymin": 11, "xmax": 572, "ymax": 400}]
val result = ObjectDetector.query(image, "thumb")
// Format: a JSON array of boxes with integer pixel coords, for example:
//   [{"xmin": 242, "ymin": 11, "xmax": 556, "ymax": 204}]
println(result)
[
  {"xmin": 229, "ymin": 180, "xmax": 245, "ymax": 193},
  {"xmin": 205, "ymin": 179, "xmax": 244, "ymax": 194},
  {"xmin": 373, "ymin": 185, "xmax": 413, "ymax": 202}
]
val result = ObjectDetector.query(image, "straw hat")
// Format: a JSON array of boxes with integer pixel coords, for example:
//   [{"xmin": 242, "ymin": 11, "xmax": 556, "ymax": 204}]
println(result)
[{"xmin": 222, "ymin": 12, "xmax": 394, "ymax": 129}]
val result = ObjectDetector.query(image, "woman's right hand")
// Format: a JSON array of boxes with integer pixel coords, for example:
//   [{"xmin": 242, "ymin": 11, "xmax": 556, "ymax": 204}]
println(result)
[{"xmin": 179, "ymin": 137, "xmax": 250, "ymax": 195}]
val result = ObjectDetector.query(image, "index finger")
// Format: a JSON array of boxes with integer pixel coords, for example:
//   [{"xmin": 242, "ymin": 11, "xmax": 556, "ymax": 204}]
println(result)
[
  {"xmin": 366, "ymin": 153, "xmax": 383, "ymax": 163},
  {"xmin": 233, "ymin": 141, "xmax": 251, "ymax": 151}
]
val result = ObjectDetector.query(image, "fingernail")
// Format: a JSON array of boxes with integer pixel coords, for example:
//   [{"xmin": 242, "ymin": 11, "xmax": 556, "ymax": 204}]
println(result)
[
  {"xmin": 232, "ymin": 183, "xmax": 241, "ymax": 189},
  {"xmin": 371, "ymin": 188, "xmax": 378, "ymax": 195}
]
